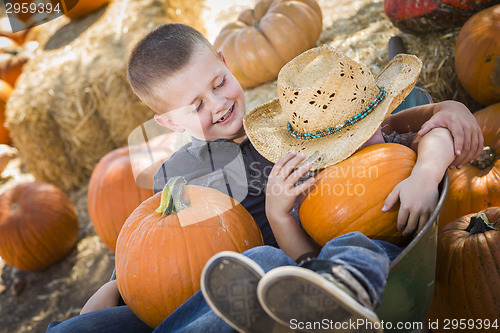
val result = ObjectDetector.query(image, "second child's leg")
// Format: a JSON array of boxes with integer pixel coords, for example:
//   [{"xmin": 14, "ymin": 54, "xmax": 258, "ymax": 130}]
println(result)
[{"xmin": 257, "ymin": 231, "xmax": 401, "ymax": 333}]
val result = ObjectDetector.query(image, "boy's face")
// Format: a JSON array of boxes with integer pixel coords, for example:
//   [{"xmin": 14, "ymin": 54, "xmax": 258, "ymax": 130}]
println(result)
[{"xmin": 154, "ymin": 46, "xmax": 246, "ymax": 143}]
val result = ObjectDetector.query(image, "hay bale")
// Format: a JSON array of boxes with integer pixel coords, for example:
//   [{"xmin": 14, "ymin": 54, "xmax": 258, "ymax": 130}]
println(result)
[{"xmin": 5, "ymin": 0, "xmax": 205, "ymax": 191}]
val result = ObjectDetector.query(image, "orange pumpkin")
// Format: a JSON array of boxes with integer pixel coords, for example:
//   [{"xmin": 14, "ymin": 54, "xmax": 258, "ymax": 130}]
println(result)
[
  {"xmin": 0, "ymin": 79, "xmax": 13, "ymax": 145},
  {"xmin": 0, "ymin": 181, "xmax": 79, "ymax": 271},
  {"xmin": 300, "ymin": 143, "xmax": 416, "ymax": 246},
  {"xmin": 58, "ymin": 0, "xmax": 110, "ymax": 20},
  {"xmin": 87, "ymin": 146, "xmax": 153, "ymax": 253},
  {"xmin": 455, "ymin": 4, "xmax": 500, "ymax": 106},
  {"xmin": 214, "ymin": 0, "xmax": 322, "ymax": 89},
  {"xmin": 428, "ymin": 208, "xmax": 500, "ymax": 329},
  {"xmin": 115, "ymin": 177, "xmax": 264, "ymax": 328},
  {"xmin": 438, "ymin": 104, "xmax": 500, "ymax": 229},
  {"xmin": 0, "ymin": 51, "xmax": 28, "ymax": 87}
]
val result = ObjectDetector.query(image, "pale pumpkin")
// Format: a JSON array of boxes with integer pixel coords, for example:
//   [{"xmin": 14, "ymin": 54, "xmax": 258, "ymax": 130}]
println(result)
[
  {"xmin": 300, "ymin": 143, "xmax": 416, "ymax": 247},
  {"xmin": 214, "ymin": 0, "xmax": 322, "ymax": 89},
  {"xmin": 0, "ymin": 181, "xmax": 78, "ymax": 271},
  {"xmin": 115, "ymin": 177, "xmax": 264, "ymax": 328},
  {"xmin": 438, "ymin": 104, "xmax": 500, "ymax": 229},
  {"xmin": 429, "ymin": 208, "xmax": 500, "ymax": 329},
  {"xmin": 455, "ymin": 4, "xmax": 500, "ymax": 106}
]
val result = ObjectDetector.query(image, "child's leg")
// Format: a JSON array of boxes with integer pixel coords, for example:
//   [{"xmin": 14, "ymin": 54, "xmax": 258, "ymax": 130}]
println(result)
[
  {"xmin": 315, "ymin": 231, "xmax": 402, "ymax": 307},
  {"xmin": 257, "ymin": 232, "xmax": 402, "ymax": 333},
  {"xmin": 46, "ymin": 305, "xmax": 152, "ymax": 333},
  {"xmin": 154, "ymin": 245, "xmax": 296, "ymax": 333}
]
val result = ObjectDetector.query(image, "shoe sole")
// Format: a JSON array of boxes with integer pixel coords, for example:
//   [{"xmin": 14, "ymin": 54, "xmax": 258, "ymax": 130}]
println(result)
[
  {"xmin": 257, "ymin": 266, "xmax": 383, "ymax": 333},
  {"xmin": 201, "ymin": 251, "xmax": 275, "ymax": 333}
]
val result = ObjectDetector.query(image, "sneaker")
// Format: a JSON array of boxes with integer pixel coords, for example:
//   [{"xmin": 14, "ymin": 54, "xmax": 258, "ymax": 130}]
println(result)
[
  {"xmin": 201, "ymin": 251, "xmax": 287, "ymax": 333},
  {"xmin": 257, "ymin": 265, "xmax": 383, "ymax": 333}
]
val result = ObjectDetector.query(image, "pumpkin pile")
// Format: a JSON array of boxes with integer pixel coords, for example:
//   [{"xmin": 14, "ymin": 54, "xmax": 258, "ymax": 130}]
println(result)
[
  {"xmin": 0, "ymin": 181, "xmax": 78, "ymax": 271},
  {"xmin": 429, "ymin": 208, "xmax": 500, "ymax": 330},
  {"xmin": 115, "ymin": 177, "xmax": 264, "ymax": 328},
  {"xmin": 214, "ymin": 0, "xmax": 322, "ymax": 89},
  {"xmin": 300, "ymin": 143, "xmax": 416, "ymax": 247}
]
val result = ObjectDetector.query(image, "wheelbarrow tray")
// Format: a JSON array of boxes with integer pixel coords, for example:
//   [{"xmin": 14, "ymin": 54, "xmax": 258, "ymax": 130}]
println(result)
[{"xmin": 375, "ymin": 173, "xmax": 448, "ymax": 332}]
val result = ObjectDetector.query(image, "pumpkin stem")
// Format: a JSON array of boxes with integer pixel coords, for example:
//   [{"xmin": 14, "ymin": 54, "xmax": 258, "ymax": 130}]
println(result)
[
  {"xmin": 471, "ymin": 146, "xmax": 495, "ymax": 170},
  {"xmin": 154, "ymin": 177, "xmax": 190, "ymax": 215},
  {"xmin": 465, "ymin": 212, "xmax": 498, "ymax": 235}
]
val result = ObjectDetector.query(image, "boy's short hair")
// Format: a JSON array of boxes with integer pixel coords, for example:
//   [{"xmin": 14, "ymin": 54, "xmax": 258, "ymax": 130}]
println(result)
[{"xmin": 127, "ymin": 23, "xmax": 215, "ymax": 112}]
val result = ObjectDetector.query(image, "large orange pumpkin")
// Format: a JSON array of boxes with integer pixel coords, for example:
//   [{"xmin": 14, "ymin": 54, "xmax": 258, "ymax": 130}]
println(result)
[
  {"xmin": 0, "ymin": 181, "xmax": 79, "ymax": 271},
  {"xmin": 428, "ymin": 208, "xmax": 500, "ymax": 329},
  {"xmin": 115, "ymin": 177, "xmax": 264, "ymax": 328},
  {"xmin": 438, "ymin": 104, "xmax": 500, "ymax": 229},
  {"xmin": 214, "ymin": 0, "xmax": 322, "ymax": 89},
  {"xmin": 87, "ymin": 146, "xmax": 154, "ymax": 253},
  {"xmin": 455, "ymin": 4, "xmax": 500, "ymax": 106},
  {"xmin": 300, "ymin": 143, "xmax": 416, "ymax": 246},
  {"xmin": 0, "ymin": 79, "xmax": 13, "ymax": 145}
]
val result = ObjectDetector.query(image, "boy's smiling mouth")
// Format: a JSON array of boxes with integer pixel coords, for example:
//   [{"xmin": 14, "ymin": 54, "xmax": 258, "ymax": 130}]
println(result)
[{"xmin": 215, "ymin": 104, "xmax": 235, "ymax": 124}]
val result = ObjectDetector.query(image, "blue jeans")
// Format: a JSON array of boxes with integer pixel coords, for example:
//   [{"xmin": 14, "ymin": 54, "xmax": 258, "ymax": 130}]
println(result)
[{"xmin": 47, "ymin": 232, "xmax": 401, "ymax": 333}]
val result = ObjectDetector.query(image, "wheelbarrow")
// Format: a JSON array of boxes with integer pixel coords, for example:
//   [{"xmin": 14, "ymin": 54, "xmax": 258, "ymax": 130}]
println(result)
[{"xmin": 375, "ymin": 37, "xmax": 445, "ymax": 332}]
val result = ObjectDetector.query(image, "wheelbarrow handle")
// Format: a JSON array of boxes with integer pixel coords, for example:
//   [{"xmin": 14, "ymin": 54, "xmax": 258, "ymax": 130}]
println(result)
[{"xmin": 388, "ymin": 36, "xmax": 406, "ymax": 61}]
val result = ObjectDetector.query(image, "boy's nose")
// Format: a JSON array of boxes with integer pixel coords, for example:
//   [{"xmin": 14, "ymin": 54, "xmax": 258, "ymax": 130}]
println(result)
[{"xmin": 210, "ymin": 93, "xmax": 228, "ymax": 115}]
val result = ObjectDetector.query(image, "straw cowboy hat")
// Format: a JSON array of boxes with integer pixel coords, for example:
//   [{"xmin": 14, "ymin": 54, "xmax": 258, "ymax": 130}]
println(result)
[{"xmin": 243, "ymin": 45, "xmax": 422, "ymax": 170}]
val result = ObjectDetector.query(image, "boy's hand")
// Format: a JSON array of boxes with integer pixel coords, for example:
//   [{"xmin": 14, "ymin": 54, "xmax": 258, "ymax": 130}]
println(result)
[
  {"xmin": 382, "ymin": 176, "xmax": 439, "ymax": 236},
  {"xmin": 266, "ymin": 151, "xmax": 315, "ymax": 221},
  {"xmin": 417, "ymin": 101, "xmax": 483, "ymax": 169}
]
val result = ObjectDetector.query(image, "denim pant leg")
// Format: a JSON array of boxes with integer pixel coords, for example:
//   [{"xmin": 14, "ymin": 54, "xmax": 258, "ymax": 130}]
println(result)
[
  {"xmin": 317, "ymin": 231, "xmax": 402, "ymax": 307},
  {"xmin": 46, "ymin": 305, "xmax": 152, "ymax": 333},
  {"xmin": 153, "ymin": 245, "xmax": 295, "ymax": 333}
]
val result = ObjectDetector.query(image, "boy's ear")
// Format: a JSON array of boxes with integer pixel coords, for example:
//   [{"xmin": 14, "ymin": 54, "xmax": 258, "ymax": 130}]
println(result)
[
  {"xmin": 218, "ymin": 51, "xmax": 227, "ymax": 66},
  {"xmin": 154, "ymin": 114, "xmax": 186, "ymax": 133}
]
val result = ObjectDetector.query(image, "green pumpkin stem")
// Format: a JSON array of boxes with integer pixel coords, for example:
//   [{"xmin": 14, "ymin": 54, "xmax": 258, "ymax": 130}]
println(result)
[
  {"xmin": 154, "ymin": 177, "xmax": 190, "ymax": 215},
  {"xmin": 465, "ymin": 212, "xmax": 498, "ymax": 235},
  {"xmin": 471, "ymin": 146, "xmax": 495, "ymax": 170}
]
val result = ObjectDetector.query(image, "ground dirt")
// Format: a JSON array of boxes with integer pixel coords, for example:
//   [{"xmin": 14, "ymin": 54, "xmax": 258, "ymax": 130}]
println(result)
[{"xmin": 0, "ymin": 0, "xmax": 472, "ymax": 332}]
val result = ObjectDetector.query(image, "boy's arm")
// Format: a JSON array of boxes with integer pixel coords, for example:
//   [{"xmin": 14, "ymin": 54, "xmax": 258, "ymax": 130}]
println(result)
[
  {"xmin": 265, "ymin": 152, "xmax": 320, "ymax": 261},
  {"xmin": 382, "ymin": 100, "xmax": 483, "ymax": 168},
  {"xmin": 383, "ymin": 128, "xmax": 454, "ymax": 236},
  {"xmin": 80, "ymin": 280, "xmax": 122, "ymax": 315}
]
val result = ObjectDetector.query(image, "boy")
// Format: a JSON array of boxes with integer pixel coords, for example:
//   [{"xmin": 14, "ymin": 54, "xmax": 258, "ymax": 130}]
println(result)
[{"xmin": 47, "ymin": 24, "xmax": 482, "ymax": 333}]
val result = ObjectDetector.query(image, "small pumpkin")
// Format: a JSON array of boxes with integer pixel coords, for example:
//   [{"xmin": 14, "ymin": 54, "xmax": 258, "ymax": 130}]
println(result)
[
  {"xmin": 428, "ymin": 208, "xmax": 500, "ymax": 328},
  {"xmin": 438, "ymin": 104, "xmax": 500, "ymax": 229},
  {"xmin": 214, "ymin": 0, "xmax": 322, "ymax": 89},
  {"xmin": 455, "ymin": 4, "xmax": 500, "ymax": 106},
  {"xmin": 87, "ymin": 146, "xmax": 154, "ymax": 253},
  {"xmin": 0, "ymin": 79, "xmax": 13, "ymax": 145},
  {"xmin": 384, "ymin": 0, "xmax": 498, "ymax": 35},
  {"xmin": 57, "ymin": 0, "xmax": 111, "ymax": 20},
  {"xmin": 0, "ymin": 181, "xmax": 79, "ymax": 271},
  {"xmin": 300, "ymin": 143, "xmax": 416, "ymax": 247},
  {"xmin": 115, "ymin": 177, "xmax": 264, "ymax": 328},
  {"xmin": 0, "ymin": 51, "xmax": 28, "ymax": 87}
]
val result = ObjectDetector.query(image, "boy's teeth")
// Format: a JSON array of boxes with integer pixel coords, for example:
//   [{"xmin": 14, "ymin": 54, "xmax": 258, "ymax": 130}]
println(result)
[{"xmin": 217, "ymin": 106, "xmax": 233, "ymax": 123}]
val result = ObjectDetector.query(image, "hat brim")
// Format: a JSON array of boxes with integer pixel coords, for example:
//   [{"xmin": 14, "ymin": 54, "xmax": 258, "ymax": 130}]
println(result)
[{"xmin": 244, "ymin": 53, "xmax": 422, "ymax": 170}]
